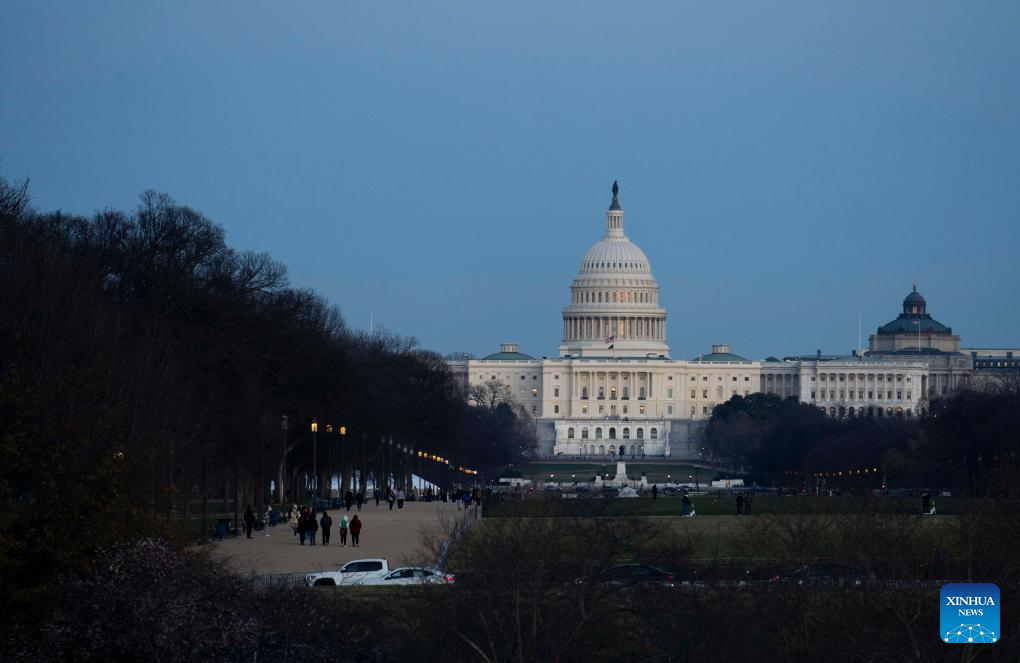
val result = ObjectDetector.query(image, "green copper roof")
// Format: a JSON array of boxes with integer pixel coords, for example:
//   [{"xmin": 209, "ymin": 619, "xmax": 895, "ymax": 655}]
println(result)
[
  {"xmin": 480, "ymin": 351, "xmax": 536, "ymax": 361},
  {"xmin": 691, "ymin": 351, "xmax": 750, "ymax": 363},
  {"xmin": 877, "ymin": 314, "xmax": 950, "ymax": 334}
]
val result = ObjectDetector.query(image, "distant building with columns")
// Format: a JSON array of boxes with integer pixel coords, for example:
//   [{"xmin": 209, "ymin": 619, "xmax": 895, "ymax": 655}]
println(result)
[{"xmin": 446, "ymin": 184, "xmax": 1008, "ymax": 458}]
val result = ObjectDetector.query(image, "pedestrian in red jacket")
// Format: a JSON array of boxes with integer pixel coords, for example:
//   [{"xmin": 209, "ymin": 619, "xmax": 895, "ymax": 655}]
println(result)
[{"xmin": 349, "ymin": 514, "xmax": 363, "ymax": 547}]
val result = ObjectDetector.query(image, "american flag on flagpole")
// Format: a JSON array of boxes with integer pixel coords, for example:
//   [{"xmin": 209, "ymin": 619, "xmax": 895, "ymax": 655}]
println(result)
[{"xmin": 605, "ymin": 334, "xmax": 615, "ymax": 349}]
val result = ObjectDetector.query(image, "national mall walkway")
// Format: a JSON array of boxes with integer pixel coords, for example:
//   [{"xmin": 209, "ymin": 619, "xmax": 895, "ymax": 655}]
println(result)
[{"xmin": 210, "ymin": 500, "xmax": 464, "ymax": 575}]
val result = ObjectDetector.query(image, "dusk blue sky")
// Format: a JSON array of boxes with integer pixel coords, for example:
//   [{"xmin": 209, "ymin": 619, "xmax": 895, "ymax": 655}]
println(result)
[{"xmin": 3, "ymin": 2, "xmax": 1019, "ymax": 359}]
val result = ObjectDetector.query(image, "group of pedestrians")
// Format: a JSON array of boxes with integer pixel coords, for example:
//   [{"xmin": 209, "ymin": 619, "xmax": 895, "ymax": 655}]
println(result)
[
  {"xmin": 735, "ymin": 491, "xmax": 753, "ymax": 514},
  {"xmin": 383, "ymin": 487, "xmax": 406, "ymax": 510},
  {"xmin": 287, "ymin": 504, "xmax": 363, "ymax": 546},
  {"xmin": 340, "ymin": 490, "xmax": 365, "ymax": 511}
]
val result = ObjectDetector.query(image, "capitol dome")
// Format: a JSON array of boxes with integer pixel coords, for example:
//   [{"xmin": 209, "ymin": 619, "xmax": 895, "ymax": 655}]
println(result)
[
  {"xmin": 578, "ymin": 237, "xmax": 651, "ymax": 274},
  {"xmin": 558, "ymin": 182, "xmax": 670, "ymax": 359}
]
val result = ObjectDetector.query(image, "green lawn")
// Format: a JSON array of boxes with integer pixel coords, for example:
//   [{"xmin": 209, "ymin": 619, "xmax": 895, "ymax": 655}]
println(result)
[{"xmin": 488, "ymin": 495, "xmax": 968, "ymax": 518}]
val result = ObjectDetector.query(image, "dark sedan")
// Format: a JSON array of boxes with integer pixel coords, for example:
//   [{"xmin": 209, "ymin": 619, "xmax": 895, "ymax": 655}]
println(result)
[
  {"xmin": 774, "ymin": 563, "xmax": 871, "ymax": 586},
  {"xmin": 576, "ymin": 564, "xmax": 677, "ymax": 587}
]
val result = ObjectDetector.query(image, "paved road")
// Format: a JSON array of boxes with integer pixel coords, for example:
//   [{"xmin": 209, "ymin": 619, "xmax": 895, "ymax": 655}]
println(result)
[{"xmin": 210, "ymin": 500, "xmax": 468, "ymax": 575}]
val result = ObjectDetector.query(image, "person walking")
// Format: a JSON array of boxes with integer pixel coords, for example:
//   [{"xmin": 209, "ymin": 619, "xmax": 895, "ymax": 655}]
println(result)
[
  {"xmin": 338, "ymin": 515, "xmax": 349, "ymax": 546},
  {"xmin": 289, "ymin": 506, "xmax": 300, "ymax": 537},
  {"xmin": 356, "ymin": 492, "xmax": 364, "ymax": 511},
  {"xmin": 374, "ymin": 488, "xmax": 380, "ymax": 507},
  {"xmin": 297, "ymin": 508, "xmax": 308, "ymax": 545},
  {"xmin": 651, "ymin": 485, "xmax": 658, "ymax": 500},
  {"xmin": 243, "ymin": 506, "xmax": 255, "ymax": 539},
  {"xmin": 306, "ymin": 508, "xmax": 319, "ymax": 545},
  {"xmin": 320, "ymin": 511, "xmax": 332, "ymax": 545},
  {"xmin": 682, "ymin": 491, "xmax": 691, "ymax": 517},
  {"xmin": 396, "ymin": 489, "xmax": 405, "ymax": 509},
  {"xmin": 387, "ymin": 488, "xmax": 395, "ymax": 511},
  {"xmin": 344, "ymin": 490, "xmax": 354, "ymax": 512},
  {"xmin": 349, "ymin": 514, "xmax": 363, "ymax": 547}
]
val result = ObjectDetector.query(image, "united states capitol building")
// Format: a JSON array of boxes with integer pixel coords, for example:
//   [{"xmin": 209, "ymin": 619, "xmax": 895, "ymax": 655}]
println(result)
[{"xmin": 446, "ymin": 184, "xmax": 1018, "ymax": 459}]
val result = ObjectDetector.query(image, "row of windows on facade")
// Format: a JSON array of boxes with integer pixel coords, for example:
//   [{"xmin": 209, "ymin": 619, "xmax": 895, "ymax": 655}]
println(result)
[
  {"xmin": 567, "ymin": 426, "xmax": 659, "ymax": 440},
  {"xmin": 515, "ymin": 384, "xmax": 755, "ymax": 402},
  {"xmin": 812, "ymin": 373, "xmax": 911, "ymax": 383},
  {"xmin": 573, "ymin": 290, "xmax": 656, "ymax": 304},
  {"xmin": 577, "ymin": 444, "xmax": 644, "ymax": 456},
  {"xmin": 811, "ymin": 389, "xmax": 912, "ymax": 401},
  {"xmin": 582, "ymin": 259, "xmax": 647, "ymax": 272},
  {"xmin": 975, "ymin": 360, "xmax": 1019, "ymax": 368},
  {"xmin": 577, "ymin": 402, "xmax": 656, "ymax": 415},
  {"xmin": 692, "ymin": 388, "xmax": 752, "ymax": 399},
  {"xmin": 565, "ymin": 317, "xmax": 664, "ymax": 341},
  {"xmin": 580, "ymin": 386, "xmax": 648, "ymax": 399}
]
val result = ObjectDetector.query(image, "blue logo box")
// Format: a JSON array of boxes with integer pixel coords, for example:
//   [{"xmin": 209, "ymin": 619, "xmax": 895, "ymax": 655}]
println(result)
[{"xmin": 941, "ymin": 583, "xmax": 1000, "ymax": 644}]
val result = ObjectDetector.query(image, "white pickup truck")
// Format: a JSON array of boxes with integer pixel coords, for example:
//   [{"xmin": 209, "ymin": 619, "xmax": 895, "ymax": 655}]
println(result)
[{"xmin": 305, "ymin": 558, "xmax": 391, "ymax": 587}]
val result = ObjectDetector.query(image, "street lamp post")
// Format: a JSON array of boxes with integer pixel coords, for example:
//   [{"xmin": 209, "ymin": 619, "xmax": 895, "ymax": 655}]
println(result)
[
  {"xmin": 339, "ymin": 425, "xmax": 347, "ymax": 496},
  {"xmin": 326, "ymin": 424, "xmax": 334, "ymax": 501},
  {"xmin": 311, "ymin": 419, "xmax": 318, "ymax": 500},
  {"xmin": 280, "ymin": 415, "xmax": 288, "ymax": 504}
]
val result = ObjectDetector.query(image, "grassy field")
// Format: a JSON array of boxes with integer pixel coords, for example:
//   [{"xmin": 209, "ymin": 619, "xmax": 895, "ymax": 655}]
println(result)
[
  {"xmin": 488, "ymin": 495, "xmax": 966, "ymax": 517},
  {"xmin": 520, "ymin": 461, "xmax": 717, "ymax": 483},
  {"xmin": 474, "ymin": 499, "xmax": 963, "ymax": 569}
]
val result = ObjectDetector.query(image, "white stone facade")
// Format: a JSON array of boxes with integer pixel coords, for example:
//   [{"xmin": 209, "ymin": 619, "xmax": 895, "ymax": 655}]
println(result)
[{"xmin": 446, "ymin": 184, "xmax": 986, "ymax": 459}]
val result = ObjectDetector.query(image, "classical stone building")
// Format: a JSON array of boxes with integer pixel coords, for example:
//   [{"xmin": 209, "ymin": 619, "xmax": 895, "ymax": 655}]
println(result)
[
  {"xmin": 446, "ymin": 184, "xmax": 1000, "ymax": 458},
  {"xmin": 865, "ymin": 285, "xmax": 973, "ymax": 398}
]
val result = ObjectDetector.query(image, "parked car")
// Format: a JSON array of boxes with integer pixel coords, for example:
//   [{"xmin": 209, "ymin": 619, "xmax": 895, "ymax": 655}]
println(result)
[
  {"xmin": 576, "ymin": 564, "xmax": 677, "ymax": 587},
  {"xmin": 773, "ymin": 563, "xmax": 871, "ymax": 586},
  {"xmin": 305, "ymin": 558, "xmax": 391, "ymax": 587},
  {"xmin": 358, "ymin": 567, "xmax": 456, "ymax": 586}
]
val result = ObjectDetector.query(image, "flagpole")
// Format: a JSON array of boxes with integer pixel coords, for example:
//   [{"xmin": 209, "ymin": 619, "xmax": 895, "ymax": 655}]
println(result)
[{"xmin": 858, "ymin": 313, "xmax": 862, "ymax": 358}]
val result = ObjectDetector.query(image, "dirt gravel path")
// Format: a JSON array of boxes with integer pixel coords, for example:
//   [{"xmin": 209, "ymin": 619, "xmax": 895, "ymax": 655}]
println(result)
[{"xmin": 210, "ymin": 500, "xmax": 468, "ymax": 574}]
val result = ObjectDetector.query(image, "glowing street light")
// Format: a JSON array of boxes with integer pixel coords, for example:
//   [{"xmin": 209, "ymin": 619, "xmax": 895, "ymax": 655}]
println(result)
[{"xmin": 311, "ymin": 418, "xmax": 318, "ymax": 498}]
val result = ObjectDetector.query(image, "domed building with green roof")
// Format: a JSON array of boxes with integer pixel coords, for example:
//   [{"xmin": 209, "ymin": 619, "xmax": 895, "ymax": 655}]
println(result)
[
  {"xmin": 866, "ymin": 285, "xmax": 973, "ymax": 398},
  {"xmin": 869, "ymin": 285, "xmax": 960, "ymax": 353}
]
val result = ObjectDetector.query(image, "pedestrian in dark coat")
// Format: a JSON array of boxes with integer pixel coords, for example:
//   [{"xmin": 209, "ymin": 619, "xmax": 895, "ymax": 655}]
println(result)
[
  {"xmin": 922, "ymin": 491, "xmax": 931, "ymax": 514},
  {"xmin": 320, "ymin": 511, "xmax": 332, "ymax": 546},
  {"xmin": 344, "ymin": 490, "xmax": 354, "ymax": 511},
  {"xmin": 651, "ymin": 485, "xmax": 658, "ymax": 500},
  {"xmin": 356, "ymin": 492, "xmax": 364, "ymax": 511},
  {"xmin": 306, "ymin": 510, "xmax": 318, "ymax": 545},
  {"xmin": 349, "ymin": 514, "xmax": 363, "ymax": 547},
  {"xmin": 243, "ymin": 507, "xmax": 255, "ymax": 538},
  {"xmin": 682, "ymin": 492, "xmax": 691, "ymax": 516}
]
